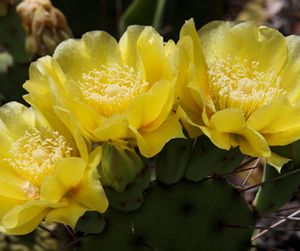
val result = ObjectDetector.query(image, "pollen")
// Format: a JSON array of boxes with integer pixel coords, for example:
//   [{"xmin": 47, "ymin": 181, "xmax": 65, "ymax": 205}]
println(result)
[
  {"xmin": 208, "ymin": 56, "xmax": 287, "ymax": 118},
  {"xmin": 5, "ymin": 128, "xmax": 73, "ymax": 197},
  {"xmin": 79, "ymin": 64, "xmax": 149, "ymax": 117}
]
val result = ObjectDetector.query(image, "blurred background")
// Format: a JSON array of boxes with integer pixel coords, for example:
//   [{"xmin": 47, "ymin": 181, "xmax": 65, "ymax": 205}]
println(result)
[{"xmin": 0, "ymin": 0, "xmax": 300, "ymax": 250}]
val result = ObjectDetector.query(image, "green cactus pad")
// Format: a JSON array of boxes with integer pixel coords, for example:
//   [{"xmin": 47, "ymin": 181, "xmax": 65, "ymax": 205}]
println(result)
[
  {"xmin": 76, "ymin": 212, "xmax": 106, "ymax": 234},
  {"xmin": 156, "ymin": 138, "xmax": 193, "ymax": 185},
  {"xmin": 105, "ymin": 166, "xmax": 151, "ymax": 211},
  {"xmin": 185, "ymin": 136, "xmax": 244, "ymax": 182},
  {"xmin": 78, "ymin": 179, "xmax": 254, "ymax": 251},
  {"xmin": 254, "ymin": 163, "xmax": 300, "ymax": 216}
]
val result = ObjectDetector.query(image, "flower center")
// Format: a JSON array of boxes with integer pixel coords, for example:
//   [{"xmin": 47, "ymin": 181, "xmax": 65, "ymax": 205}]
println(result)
[
  {"xmin": 6, "ymin": 128, "xmax": 73, "ymax": 198},
  {"xmin": 79, "ymin": 64, "xmax": 149, "ymax": 117},
  {"xmin": 208, "ymin": 56, "xmax": 286, "ymax": 118}
]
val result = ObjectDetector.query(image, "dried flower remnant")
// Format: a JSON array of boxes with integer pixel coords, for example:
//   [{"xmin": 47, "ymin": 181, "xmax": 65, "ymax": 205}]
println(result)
[{"xmin": 16, "ymin": 0, "xmax": 72, "ymax": 57}]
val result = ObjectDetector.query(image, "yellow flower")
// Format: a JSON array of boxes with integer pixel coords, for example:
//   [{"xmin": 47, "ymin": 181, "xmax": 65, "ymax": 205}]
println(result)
[
  {"xmin": 0, "ymin": 102, "xmax": 107, "ymax": 235},
  {"xmin": 23, "ymin": 26, "xmax": 184, "ymax": 157},
  {"xmin": 176, "ymin": 19, "xmax": 300, "ymax": 170}
]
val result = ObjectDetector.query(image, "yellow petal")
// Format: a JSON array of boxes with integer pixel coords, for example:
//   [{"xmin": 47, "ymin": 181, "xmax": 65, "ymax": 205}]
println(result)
[
  {"xmin": 202, "ymin": 108, "xmax": 270, "ymax": 157},
  {"xmin": 180, "ymin": 19, "xmax": 208, "ymax": 76},
  {"xmin": 264, "ymin": 126, "xmax": 300, "ymax": 145},
  {"xmin": 92, "ymin": 114, "xmax": 130, "ymax": 141},
  {"xmin": 119, "ymin": 25, "xmax": 145, "ymax": 69},
  {"xmin": 126, "ymin": 80, "xmax": 173, "ymax": 130},
  {"xmin": 0, "ymin": 194, "xmax": 22, "ymax": 219},
  {"xmin": 2, "ymin": 211, "xmax": 46, "ymax": 235},
  {"xmin": 53, "ymin": 31, "xmax": 122, "ymax": 81},
  {"xmin": 40, "ymin": 176, "xmax": 65, "ymax": 202},
  {"xmin": 131, "ymin": 116, "xmax": 185, "ymax": 157},
  {"xmin": 0, "ymin": 162, "xmax": 28, "ymax": 200},
  {"xmin": 239, "ymin": 127, "xmax": 270, "ymax": 157},
  {"xmin": 199, "ymin": 21, "xmax": 287, "ymax": 75},
  {"xmin": 280, "ymin": 35, "xmax": 300, "ymax": 99},
  {"xmin": 248, "ymin": 98, "xmax": 300, "ymax": 133},
  {"xmin": 55, "ymin": 157, "xmax": 86, "ymax": 189},
  {"xmin": 0, "ymin": 102, "xmax": 35, "ymax": 140},
  {"xmin": 1, "ymin": 200, "xmax": 59, "ymax": 234},
  {"xmin": 177, "ymin": 106, "xmax": 202, "ymax": 138},
  {"xmin": 137, "ymin": 26, "xmax": 173, "ymax": 84},
  {"xmin": 87, "ymin": 146, "xmax": 102, "ymax": 170},
  {"xmin": 200, "ymin": 126, "xmax": 231, "ymax": 150},
  {"xmin": 71, "ymin": 167, "xmax": 108, "ymax": 213},
  {"xmin": 176, "ymin": 20, "xmax": 209, "ymax": 111},
  {"xmin": 54, "ymin": 103, "xmax": 103, "ymax": 141},
  {"xmin": 210, "ymin": 108, "xmax": 246, "ymax": 132},
  {"xmin": 45, "ymin": 200, "xmax": 86, "ymax": 229},
  {"xmin": 266, "ymin": 152, "xmax": 290, "ymax": 172},
  {"xmin": 0, "ymin": 119, "xmax": 13, "ymax": 158}
]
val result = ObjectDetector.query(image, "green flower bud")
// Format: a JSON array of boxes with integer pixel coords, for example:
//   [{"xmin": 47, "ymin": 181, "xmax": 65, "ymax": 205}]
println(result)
[{"xmin": 98, "ymin": 142, "xmax": 144, "ymax": 192}]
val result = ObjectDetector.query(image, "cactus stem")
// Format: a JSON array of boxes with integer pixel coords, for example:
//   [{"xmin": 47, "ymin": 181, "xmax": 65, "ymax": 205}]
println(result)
[{"xmin": 239, "ymin": 168, "xmax": 300, "ymax": 193}]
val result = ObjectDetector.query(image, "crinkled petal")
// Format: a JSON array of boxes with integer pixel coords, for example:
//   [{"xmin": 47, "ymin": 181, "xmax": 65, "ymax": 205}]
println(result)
[
  {"xmin": 126, "ymin": 80, "xmax": 172, "ymax": 130},
  {"xmin": 0, "ymin": 194, "xmax": 22, "ymax": 220},
  {"xmin": 131, "ymin": 116, "xmax": 185, "ymax": 157},
  {"xmin": 137, "ymin": 26, "xmax": 173, "ymax": 84},
  {"xmin": 248, "ymin": 98, "xmax": 300, "ymax": 133},
  {"xmin": 0, "ymin": 120, "xmax": 13, "ymax": 158},
  {"xmin": 200, "ymin": 126, "xmax": 231, "ymax": 150},
  {"xmin": 55, "ymin": 157, "xmax": 86, "ymax": 189},
  {"xmin": 239, "ymin": 127, "xmax": 270, "ymax": 157},
  {"xmin": 210, "ymin": 109, "xmax": 246, "ymax": 132},
  {"xmin": 45, "ymin": 200, "xmax": 86, "ymax": 229},
  {"xmin": 280, "ymin": 35, "xmax": 300, "ymax": 100},
  {"xmin": 40, "ymin": 157, "xmax": 86, "ymax": 202},
  {"xmin": 199, "ymin": 21, "xmax": 287, "ymax": 75},
  {"xmin": 1, "ymin": 200, "xmax": 60, "ymax": 235},
  {"xmin": 0, "ymin": 162, "xmax": 28, "ymax": 200},
  {"xmin": 264, "ymin": 126, "xmax": 300, "ymax": 145},
  {"xmin": 54, "ymin": 31, "xmax": 122, "ymax": 81},
  {"xmin": 177, "ymin": 106, "xmax": 202, "ymax": 138},
  {"xmin": 119, "ymin": 25, "xmax": 145, "ymax": 70},
  {"xmin": 92, "ymin": 114, "xmax": 130, "ymax": 141},
  {"xmin": 0, "ymin": 102, "xmax": 36, "ymax": 140},
  {"xmin": 71, "ymin": 167, "xmax": 108, "ymax": 213}
]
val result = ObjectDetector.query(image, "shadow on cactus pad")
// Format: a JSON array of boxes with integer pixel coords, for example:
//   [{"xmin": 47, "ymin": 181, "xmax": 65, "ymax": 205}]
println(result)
[{"xmin": 78, "ymin": 179, "xmax": 254, "ymax": 251}]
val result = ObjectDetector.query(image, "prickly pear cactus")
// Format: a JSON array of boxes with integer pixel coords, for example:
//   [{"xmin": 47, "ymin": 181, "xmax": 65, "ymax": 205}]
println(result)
[{"xmin": 78, "ymin": 179, "xmax": 254, "ymax": 251}]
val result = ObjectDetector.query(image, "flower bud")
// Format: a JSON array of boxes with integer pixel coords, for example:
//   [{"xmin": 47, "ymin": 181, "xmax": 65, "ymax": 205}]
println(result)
[
  {"xmin": 99, "ymin": 142, "xmax": 144, "ymax": 192},
  {"xmin": 16, "ymin": 0, "xmax": 72, "ymax": 57}
]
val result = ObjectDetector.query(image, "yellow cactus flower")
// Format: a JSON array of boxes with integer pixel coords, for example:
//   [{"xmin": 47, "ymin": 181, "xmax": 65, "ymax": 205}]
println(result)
[
  {"xmin": 176, "ymin": 19, "xmax": 300, "ymax": 170},
  {"xmin": 0, "ymin": 102, "xmax": 107, "ymax": 235},
  {"xmin": 23, "ymin": 26, "xmax": 184, "ymax": 158}
]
